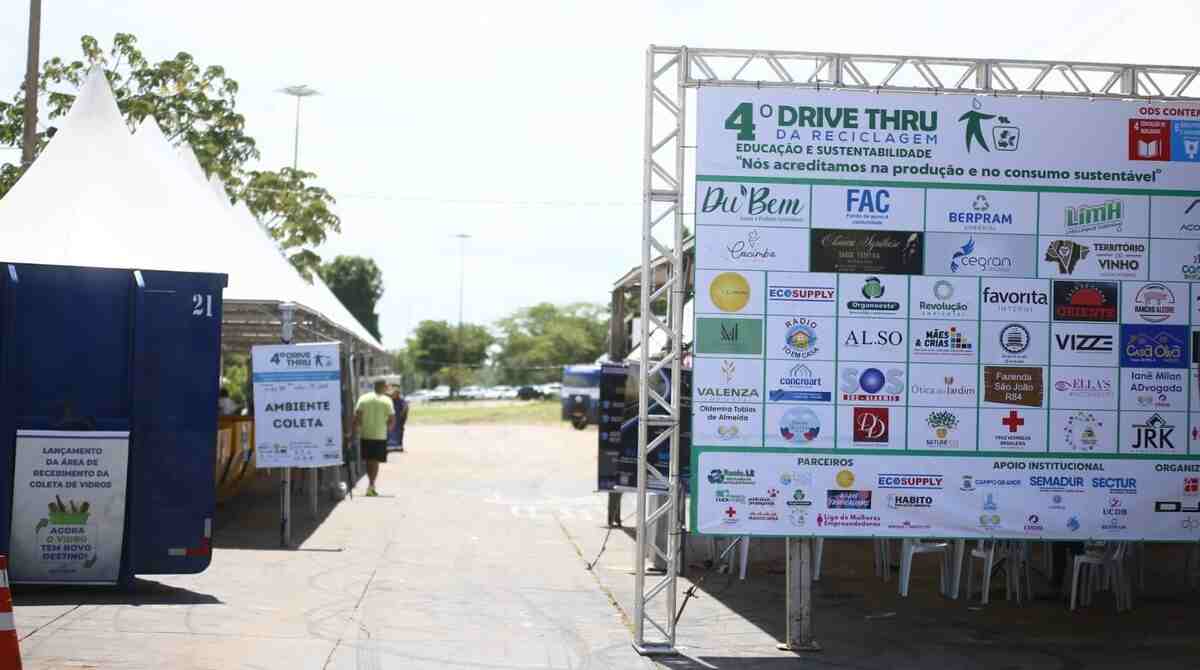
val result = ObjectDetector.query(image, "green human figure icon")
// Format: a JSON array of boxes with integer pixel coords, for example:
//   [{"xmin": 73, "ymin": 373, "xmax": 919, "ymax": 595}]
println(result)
[{"xmin": 958, "ymin": 109, "xmax": 996, "ymax": 152}]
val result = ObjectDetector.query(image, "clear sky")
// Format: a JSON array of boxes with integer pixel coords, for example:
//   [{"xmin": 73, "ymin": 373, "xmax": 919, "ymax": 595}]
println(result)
[{"xmin": 2, "ymin": 1, "xmax": 1199, "ymax": 347}]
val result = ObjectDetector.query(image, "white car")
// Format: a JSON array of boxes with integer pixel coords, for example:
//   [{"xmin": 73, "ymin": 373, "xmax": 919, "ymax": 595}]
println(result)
[{"xmin": 405, "ymin": 390, "xmax": 433, "ymax": 403}]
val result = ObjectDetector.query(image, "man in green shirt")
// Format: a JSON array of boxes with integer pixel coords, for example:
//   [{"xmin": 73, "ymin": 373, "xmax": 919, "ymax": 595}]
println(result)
[{"xmin": 354, "ymin": 380, "xmax": 396, "ymax": 496}]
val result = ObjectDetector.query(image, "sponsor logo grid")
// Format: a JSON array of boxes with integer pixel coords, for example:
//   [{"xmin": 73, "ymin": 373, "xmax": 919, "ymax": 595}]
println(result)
[
  {"xmin": 690, "ymin": 89, "xmax": 1200, "ymax": 541},
  {"xmin": 694, "ymin": 270, "xmax": 1200, "ymax": 454}
]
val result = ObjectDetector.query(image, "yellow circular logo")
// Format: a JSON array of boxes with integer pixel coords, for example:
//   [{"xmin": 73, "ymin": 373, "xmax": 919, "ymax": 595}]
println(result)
[
  {"xmin": 836, "ymin": 470, "xmax": 855, "ymax": 488},
  {"xmin": 709, "ymin": 272, "xmax": 751, "ymax": 312}
]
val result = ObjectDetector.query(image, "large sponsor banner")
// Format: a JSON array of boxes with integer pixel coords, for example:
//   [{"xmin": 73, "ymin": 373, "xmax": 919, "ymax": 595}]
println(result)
[
  {"xmin": 9, "ymin": 431, "xmax": 129, "ymax": 583},
  {"xmin": 692, "ymin": 448, "xmax": 1200, "ymax": 541},
  {"xmin": 691, "ymin": 87, "xmax": 1200, "ymax": 540},
  {"xmin": 697, "ymin": 89, "xmax": 1200, "ymax": 189},
  {"xmin": 252, "ymin": 343, "xmax": 343, "ymax": 468}
]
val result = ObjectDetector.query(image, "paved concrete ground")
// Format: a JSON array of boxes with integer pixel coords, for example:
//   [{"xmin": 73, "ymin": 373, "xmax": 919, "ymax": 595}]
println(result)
[
  {"xmin": 13, "ymin": 424, "xmax": 1200, "ymax": 669},
  {"xmin": 14, "ymin": 424, "xmax": 653, "ymax": 670}
]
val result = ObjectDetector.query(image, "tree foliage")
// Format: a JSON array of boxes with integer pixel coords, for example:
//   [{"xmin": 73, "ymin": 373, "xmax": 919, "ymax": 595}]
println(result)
[
  {"xmin": 494, "ymin": 303, "xmax": 608, "ymax": 385},
  {"xmin": 318, "ymin": 255, "xmax": 384, "ymax": 340},
  {"xmin": 405, "ymin": 320, "xmax": 494, "ymax": 390},
  {"xmin": 0, "ymin": 33, "xmax": 339, "ymax": 277}
]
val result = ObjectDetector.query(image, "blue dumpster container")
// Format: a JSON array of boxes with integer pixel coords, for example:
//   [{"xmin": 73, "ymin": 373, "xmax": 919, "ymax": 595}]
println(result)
[{"xmin": 0, "ymin": 262, "xmax": 227, "ymax": 583}]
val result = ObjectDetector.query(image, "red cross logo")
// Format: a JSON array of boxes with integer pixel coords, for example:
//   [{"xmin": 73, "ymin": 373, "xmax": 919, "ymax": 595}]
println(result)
[
  {"xmin": 1002, "ymin": 410, "xmax": 1024, "ymax": 433},
  {"xmin": 725, "ymin": 506, "xmax": 737, "ymax": 519}
]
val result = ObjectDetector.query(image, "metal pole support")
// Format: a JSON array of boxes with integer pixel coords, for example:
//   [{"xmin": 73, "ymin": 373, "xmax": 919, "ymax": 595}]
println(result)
[
  {"xmin": 280, "ymin": 467, "xmax": 292, "ymax": 548},
  {"xmin": 649, "ymin": 493, "xmax": 668, "ymax": 572},
  {"xmin": 778, "ymin": 537, "xmax": 821, "ymax": 652},
  {"xmin": 607, "ymin": 492, "xmax": 622, "ymax": 527},
  {"xmin": 309, "ymin": 468, "xmax": 319, "ymax": 516}
]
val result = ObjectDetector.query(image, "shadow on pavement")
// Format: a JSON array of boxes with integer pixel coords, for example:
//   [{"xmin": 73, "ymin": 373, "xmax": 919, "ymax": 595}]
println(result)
[
  {"xmin": 213, "ymin": 469, "xmax": 359, "ymax": 550},
  {"xmin": 13, "ymin": 577, "xmax": 221, "ymax": 606},
  {"xmin": 659, "ymin": 656, "xmax": 822, "ymax": 670},
  {"xmin": 673, "ymin": 538, "xmax": 1200, "ymax": 666}
]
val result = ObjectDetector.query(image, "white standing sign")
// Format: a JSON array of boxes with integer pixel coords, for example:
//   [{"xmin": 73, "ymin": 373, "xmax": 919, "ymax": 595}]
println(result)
[
  {"xmin": 252, "ymin": 343, "xmax": 343, "ymax": 468},
  {"xmin": 9, "ymin": 430, "xmax": 129, "ymax": 583}
]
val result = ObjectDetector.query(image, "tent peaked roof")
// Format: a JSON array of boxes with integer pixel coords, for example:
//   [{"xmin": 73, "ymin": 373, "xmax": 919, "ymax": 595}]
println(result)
[{"xmin": 0, "ymin": 68, "xmax": 385, "ymax": 352}]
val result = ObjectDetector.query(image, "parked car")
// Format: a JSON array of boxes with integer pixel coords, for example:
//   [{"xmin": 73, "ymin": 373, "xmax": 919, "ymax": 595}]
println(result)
[
  {"xmin": 459, "ymin": 386, "xmax": 485, "ymax": 400},
  {"xmin": 405, "ymin": 390, "xmax": 434, "ymax": 403},
  {"xmin": 516, "ymin": 386, "xmax": 542, "ymax": 400}
]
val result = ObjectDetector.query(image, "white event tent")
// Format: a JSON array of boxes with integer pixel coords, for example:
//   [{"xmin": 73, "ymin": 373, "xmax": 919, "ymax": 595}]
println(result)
[{"xmin": 0, "ymin": 68, "xmax": 386, "ymax": 365}]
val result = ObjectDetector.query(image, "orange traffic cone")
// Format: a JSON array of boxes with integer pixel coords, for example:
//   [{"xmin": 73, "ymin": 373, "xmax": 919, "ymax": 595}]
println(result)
[{"xmin": 0, "ymin": 556, "xmax": 21, "ymax": 669}]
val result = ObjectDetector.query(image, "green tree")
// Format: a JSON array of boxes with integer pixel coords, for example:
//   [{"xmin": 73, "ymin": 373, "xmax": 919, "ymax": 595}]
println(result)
[
  {"xmin": 391, "ymin": 347, "xmax": 417, "ymax": 395},
  {"xmin": 494, "ymin": 303, "xmax": 608, "ymax": 385},
  {"xmin": 0, "ymin": 33, "xmax": 339, "ymax": 278},
  {"xmin": 221, "ymin": 353, "xmax": 250, "ymax": 408},
  {"xmin": 406, "ymin": 320, "xmax": 494, "ymax": 392},
  {"xmin": 318, "ymin": 255, "xmax": 384, "ymax": 340}
]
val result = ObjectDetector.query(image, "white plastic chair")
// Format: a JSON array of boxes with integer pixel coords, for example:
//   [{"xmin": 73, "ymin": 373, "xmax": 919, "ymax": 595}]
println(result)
[
  {"xmin": 964, "ymin": 540, "xmax": 998, "ymax": 604},
  {"xmin": 1003, "ymin": 541, "xmax": 1034, "ymax": 604},
  {"xmin": 738, "ymin": 535, "xmax": 750, "ymax": 580},
  {"xmin": 1070, "ymin": 542, "xmax": 1132, "ymax": 612},
  {"xmin": 1187, "ymin": 544, "xmax": 1200, "ymax": 588},
  {"xmin": 898, "ymin": 539, "xmax": 950, "ymax": 597},
  {"xmin": 874, "ymin": 538, "xmax": 893, "ymax": 582},
  {"xmin": 813, "ymin": 538, "xmax": 824, "ymax": 582}
]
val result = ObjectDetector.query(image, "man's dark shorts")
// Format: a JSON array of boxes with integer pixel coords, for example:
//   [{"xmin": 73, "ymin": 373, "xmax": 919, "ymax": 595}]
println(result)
[{"xmin": 362, "ymin": 439, "xmax": 388, "ymax": 463}]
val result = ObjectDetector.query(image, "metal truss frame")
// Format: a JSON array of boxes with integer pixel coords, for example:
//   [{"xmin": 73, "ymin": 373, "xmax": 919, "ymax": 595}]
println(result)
[{"xmin": 632, "ymin": 44, "xmax": 1200, "ymax": 655}]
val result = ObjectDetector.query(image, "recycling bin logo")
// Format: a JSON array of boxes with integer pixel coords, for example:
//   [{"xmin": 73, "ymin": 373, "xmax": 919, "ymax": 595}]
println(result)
[
  {"xmin": 993, "ymin": 124, "xmax": 1020, "ymax": 151},
  {"xmin": 959, "ymin": 98, "xmax": 1022, "ymax": 153}
]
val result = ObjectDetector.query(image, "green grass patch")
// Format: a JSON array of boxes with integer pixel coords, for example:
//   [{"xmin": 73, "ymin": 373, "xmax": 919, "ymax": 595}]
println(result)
[{"xmin": 406, "ymin": 399, "xmax": 564, "ymax": 426}]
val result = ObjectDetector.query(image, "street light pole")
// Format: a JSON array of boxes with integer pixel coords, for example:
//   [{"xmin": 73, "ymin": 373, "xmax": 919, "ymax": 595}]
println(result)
[
  {"xmin": 277, "ymin": 84, "xmax": 321, "ymax": 528},
  {"xmin": 278, "ymin": 84, "xmax": 320, "ymax": 171},
  {"xmin": 20, "ymin": 0, "xmax": 42, "ymax": 168},
  {"xmin": 454, "ymin": 233, "xmax": 471, "ymax": 394}
]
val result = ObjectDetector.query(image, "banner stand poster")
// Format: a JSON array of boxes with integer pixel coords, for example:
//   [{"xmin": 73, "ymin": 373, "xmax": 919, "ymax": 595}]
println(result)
[
  {"xmin": 252, "ymin": 343, "xmax": 344, "ymax": 468},
  {"xmin": 690, "ymin": 88, "xmax": 1200, "ymax": 541},
  {"xmin": 9, "ymin": 430, "xmax": 130, "ymax": 584}
]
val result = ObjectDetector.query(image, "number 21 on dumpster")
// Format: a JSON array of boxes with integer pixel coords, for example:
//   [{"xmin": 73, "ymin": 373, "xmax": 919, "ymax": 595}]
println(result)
[{"xmin": 192, "ymin": 293, "xmax": 213, "ymax": 318}]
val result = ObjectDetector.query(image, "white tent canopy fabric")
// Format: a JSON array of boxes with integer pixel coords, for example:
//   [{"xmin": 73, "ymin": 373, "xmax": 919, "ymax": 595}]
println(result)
[{"xmin": 0, "ymin": 68, "xmax": 383, "ymax": 351}]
